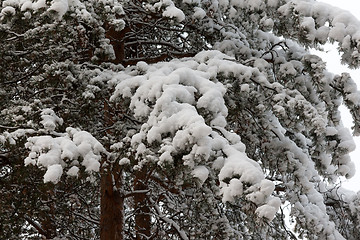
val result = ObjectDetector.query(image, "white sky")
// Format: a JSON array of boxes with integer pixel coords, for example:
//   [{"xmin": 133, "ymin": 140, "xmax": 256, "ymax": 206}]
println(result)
[{"xmin": 316, "ymin": 0, "xmax": 360, "ymax": 191}]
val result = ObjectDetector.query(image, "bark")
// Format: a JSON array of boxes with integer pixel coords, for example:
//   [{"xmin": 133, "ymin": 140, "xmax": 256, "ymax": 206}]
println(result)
[
  {"xmin": 100, "ymin": 166, "xmax": 124, "ymax": 240},
  {"xmin": 134, "ymin": 167, "xmax": 151, "ymax": 240},
  {"xmin": 39, "ymin": 189, "xmax": 57, "ymax": 239},
  {"xmin": 100, "ymin": 101, "xmax": 124, "ymax": 240},
  {"xmin": 105, "ymin": 24, "xmax": 128, "ymax": 65}
]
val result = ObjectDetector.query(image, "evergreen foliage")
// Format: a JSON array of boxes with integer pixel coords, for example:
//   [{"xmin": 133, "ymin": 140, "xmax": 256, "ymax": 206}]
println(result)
[{"xmin": 2, "ymin": 0, "xmax": 360, "ymax": 239}]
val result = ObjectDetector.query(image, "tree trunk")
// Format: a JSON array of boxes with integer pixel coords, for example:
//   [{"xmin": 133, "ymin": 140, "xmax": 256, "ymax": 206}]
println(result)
[
  {"xmin": 41, "ymin": 189, "xmax": 57, "ymax": 239},
  {"xmin": 100, "ymin": 100, "xmax": 124, "ymax": 240},
  {"xmin": 134, "ymin": 167, "xmax": 151, "ymax": 239},
  {"xmin": 100, "ymin": 166, "xmax": 124, "ymax": 240}
]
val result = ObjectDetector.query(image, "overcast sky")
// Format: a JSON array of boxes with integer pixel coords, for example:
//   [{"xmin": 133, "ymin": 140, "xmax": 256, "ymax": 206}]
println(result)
[{"xmin": 316, "ymin": 0, "xmax": 360, "ymax": 191}]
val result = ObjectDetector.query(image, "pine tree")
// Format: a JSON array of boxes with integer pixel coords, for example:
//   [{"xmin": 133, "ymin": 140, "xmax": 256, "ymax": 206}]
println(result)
[{"xmin": 2, "ymin": 0, "xmax": 360, "ymax": 239}]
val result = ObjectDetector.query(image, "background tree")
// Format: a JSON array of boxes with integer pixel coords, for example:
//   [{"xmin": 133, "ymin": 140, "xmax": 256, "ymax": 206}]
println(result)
[{"xmin": 2, "ymin": 0, "xmax": 360, "ymax": 239}]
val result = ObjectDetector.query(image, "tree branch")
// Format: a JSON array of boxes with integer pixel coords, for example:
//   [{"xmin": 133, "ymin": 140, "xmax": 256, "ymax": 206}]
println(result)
[
  {"xmin": 24, "ymin": 215, "xmax": 48, "ymax": 238},
  {"xmin": 153, "ymin": 204, "xmax": 189, "ymax": 240}
]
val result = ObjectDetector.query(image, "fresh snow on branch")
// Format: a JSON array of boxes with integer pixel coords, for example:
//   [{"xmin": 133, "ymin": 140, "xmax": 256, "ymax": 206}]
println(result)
[
  {"xmin": 3, "ymin": 0, "xmax": 360, "ymax": 238},
  {"xmin": 24, "ymin": 127, "xmax": 106, "ymax": 183},
  {"xmin": 111, "ymin": 51, "xmax": 281, "ymax": 219}
]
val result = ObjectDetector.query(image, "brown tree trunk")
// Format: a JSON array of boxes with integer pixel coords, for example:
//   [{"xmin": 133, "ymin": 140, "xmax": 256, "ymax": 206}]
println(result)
[
  {"xmin": 41, "ymin": 189, "xmax": 57, "ymax": 239},
  {"xmin": 100, "ymin": 166, "xmax": 124, "ymax": 240},
  {"xmin": 100, "ymin": 101, "xmax": 124, "ymax": 240},
  {"xmin": 105, "ymin": 25, "xmax": 128, "ymax": 64},
  {"xmin": 134, "ymin": 167, "xmax": 151, "ymax": 239}
]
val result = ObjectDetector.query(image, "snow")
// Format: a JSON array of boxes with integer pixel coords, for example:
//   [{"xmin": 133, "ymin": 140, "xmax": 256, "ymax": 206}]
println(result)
[
  {"xmin": 24, "ymin": 127, "xmax": 106, "ymax": 183},
  {"xmin": 1, "ymin": 6, "xmax": 15, "ymax": 15},
  {"xmin": 278, "ymin": 0, "xmax": 360, "ymax": 68},
  {"xmin": 326, "ymin": 126, "xmax": 338, "ymax": 136},
  {"xmin": 1, "ymin": 0, "xmax": 47, "ymax": 14},
  {"xmin": 337, "ymin": 126, "xmax": 356, "ymax": 153},
  {"xmin": 212, "ymin": 157, "xmax": 225, "ymax": 170},
  {"xmin": 43, "ymin": 164, "xmax": 63, "ymax": 184},
  {"xmin": 1, "ymin": 0, "xmax": 104, "ymax": 20},
  {"xmin": 32, "ymin": 0, "xmax": 46, "ymax": 10},
  {"xmin": 40, "ymin": 109, "xmax": 63, "ymax": 132},
  {"xmin": 255, "ymin": 202, "xmax": 279, "ymax": 221},
  {"xmin": 1, "ymin": 0, "xmax": 19, "ymax": 8},
  {"xmin": 219, "ymin": 145, "xmax": 264, "ymax": 185},
  {"xmin": 279, "ymin": 62, "xmax": 297, "ymax": 76},
  {"xmin": 193, "ymin": 7, "xmax": 206, "ymax": 19},
  {"xmin": 3, "ymin": 0, "xmax": 360, "ymax": 237},
  {"xmin": 267, "ymin": 0, "xmax": 279, "ymax": 8},
  {"xmin": 247, "ymin": 0, "xmax": 263, "ymax": 10},
  {"xmin": 152, "ymin": 0, "xmax": 185, "ymax": 22},
  {"xmin": 182, "ymin": 0, "xmax": 200, "ymax": 4},
  {"xmin": 220, "ymin": 179, "xmax": 243, "ymax": 203},
  {"xmin": 240, "ymin": 84, "xmax": 250, "ymax": 92},
  {"xmin": 48, "ymin": 0, "xmax": 69, "ymax": 16},
  {"xmin": 192, "ymin": 165, "xmax": 209, "ymax": 185},
  {"xmin": 119, "ymin": 158, "xmax": 130, "ymax": 165},
  {"xmin": 69, "ymin": 128, "xmax": 104, "ymax": 172},
  {"xmin": 328, "ymin": 23, "xmax": 346, "ymax": 42},
  {"xmin": 110, "ymin": 50, "xmax": 279, "ymax": 210},
  {"xmin": 162, "ymin": 5, "xmax": 185, "ymax": 22},
  {"xmin": 67, "ymin": 166, "xmax": 79, "ymax": 177}
]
